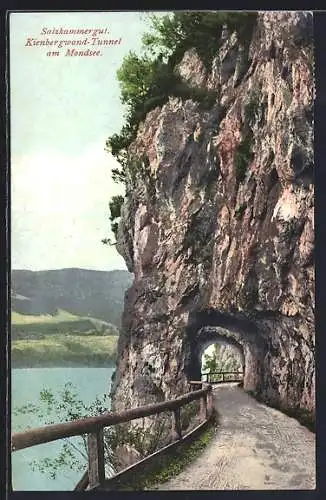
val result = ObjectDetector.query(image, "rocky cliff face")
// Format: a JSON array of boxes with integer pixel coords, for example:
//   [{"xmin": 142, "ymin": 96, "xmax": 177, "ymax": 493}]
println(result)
[{"xmin": 111, "ymin": 11, "xmax": 314, "ymax": 429}]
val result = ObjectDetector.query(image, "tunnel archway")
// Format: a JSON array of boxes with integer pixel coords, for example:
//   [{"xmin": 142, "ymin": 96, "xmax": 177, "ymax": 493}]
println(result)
[
  {"xmin": 198, "ymin": 329, "xmax": 245, "ymax": 382},
  {"xmin": 184, "ymin": 308, "xmax": 267, "ymax": 393}
]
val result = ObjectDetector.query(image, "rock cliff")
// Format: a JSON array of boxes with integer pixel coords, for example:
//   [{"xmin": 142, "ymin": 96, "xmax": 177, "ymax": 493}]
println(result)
[{"xmin": 111, "ymin": 11, "xmax": 315, "ymax": 434}]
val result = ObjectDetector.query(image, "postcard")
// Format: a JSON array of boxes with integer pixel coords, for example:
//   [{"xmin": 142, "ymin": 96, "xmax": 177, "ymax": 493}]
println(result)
[{"xmin": 9, "ymin": 10, "xmax": 315, "ymax": 492}]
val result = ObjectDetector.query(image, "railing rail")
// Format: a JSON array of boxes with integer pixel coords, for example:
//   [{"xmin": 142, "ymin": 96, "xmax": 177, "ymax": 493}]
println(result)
[
  {"xmin": 202, "ymin": 371, "xmax": 244, "ymax": 384},
  {"xmin": 12, "ymin": 383, "xmax": 213, "ymax": 491}
]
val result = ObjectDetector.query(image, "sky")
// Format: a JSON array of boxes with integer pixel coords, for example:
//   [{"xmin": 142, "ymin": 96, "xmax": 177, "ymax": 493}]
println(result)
[{"xmin": 10, "ymin": 11, "xmax": 160, "ymax": 272}]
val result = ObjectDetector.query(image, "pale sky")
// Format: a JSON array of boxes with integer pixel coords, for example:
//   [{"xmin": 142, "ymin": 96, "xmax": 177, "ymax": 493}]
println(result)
[{"xmin": 10, "ymin": 11, "xmax": 160, "ymax": 271}]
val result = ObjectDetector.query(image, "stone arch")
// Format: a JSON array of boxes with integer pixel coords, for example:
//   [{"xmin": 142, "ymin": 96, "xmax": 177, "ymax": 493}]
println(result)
[
  {"xmin": 195, "ymin": 328, "xmax": 245, "ymax": 375},
  {"xmin": 184, "ymin": 308, "xmax": 267, "ymax": 393}
]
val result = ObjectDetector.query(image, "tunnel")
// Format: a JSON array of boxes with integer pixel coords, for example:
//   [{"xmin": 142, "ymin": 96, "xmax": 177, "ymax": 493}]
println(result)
[
  {"xmin": 197, "ymin": 329, "xmax": 245, "ymax": 382},
  {"xmin": 184, "ymin": 308, "xmax": 267, "ymax": 393}
]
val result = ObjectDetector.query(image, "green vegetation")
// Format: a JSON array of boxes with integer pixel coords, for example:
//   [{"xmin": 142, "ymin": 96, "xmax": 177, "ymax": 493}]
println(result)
[
  {"xmin": 12, "ymin": 321, "xmax": 115, "ymax": 339},
  {"xmin": 234, "ymin": 86, "xmax": 263, "ymax": 186},
  {"xmin": 106, "ymin": 12, "xmax": 258, "ymax": 186},
  {"xmin": 13, "ymin": 384, "xmax": 164, "ymax": 480},
  {"xmin": 12, "ymin": 308, "xmax": 80, "ymax": 325},
  {"xmin": 107, "ymin": 195, "xmax": 125, "ymax": 241},
  {"xmin": 141, "ymin": 12, "xmax": 257, "ymax": 70},
  {"xmin": 11, "ymin": 308, "xmax": 119, "ymax": 340},
  {"xmin": 12, "ymin": 334, "xmax": 118, "ymax": 367},
  {"xmin": 11, "ymin": 304, "xmax": 120, "ymax": 368},
  {"xmin": 183, "ymin": 209, "xmax": 215, "ymax": 266},
  {"xmin": 103, "ymin": 11, "xmax": 257, "ymax": 243},
  {"xmin": 180, "ymin": 400, "xmax": 201, "ymax": 432},
  {"xmin": 234, "ymin": 127, "xmax": 254, "ymax": 184},
  {"xmin": 13, "ymin": 384, "xmax": 115, "ymax": 479},
  {"xmin": 202, "ymin": 344, "xmax": 242, "ymax": 382},
  {"xmin": 235, "ymin": 202, "xmax": 247, "ymax": 220},
  {"xmin": 244, "ymin": 87, "xmax": 261, "ymax": 126},
  {"xmin": 12, "ymin": 268, "xmax": 131, "ymax": 328},
  {"xmin": 114, "ymin": 415, "xmax": 172, "ymax": 461},
  {"xmin": 116, "ymin": 424, "xmax": 216, "ymax": 490},
  {"xmin": 13, "ymin": 384, "xmax": 205, "ymax": 484}
]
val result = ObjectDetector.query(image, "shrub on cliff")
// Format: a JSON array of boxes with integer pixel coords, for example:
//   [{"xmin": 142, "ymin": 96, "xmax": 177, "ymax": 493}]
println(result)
[
  {"xmin": 202, "ymin": 343, "xmax": 242, "ymax": 381},
  {"xmin": 108, "ymin": 195, "xmax": 124, "ymax": 240},
  {"xmin": 13, "ymin": 384, "xmax": 175, "ymax": 482},
  {"xmin": 103, "ymin": 11, "xmax": 257, "ymax": 244},
  {"xmin": 142, "ymin": 12, "xmax": 257, "ymax": 69},
  {"xmin": 235, "ymin": 129, "xmax": 254, "ymax": 184},
  {"xmin": 106, "ymin": 11, "xmax": 258, "ymax": 186}
]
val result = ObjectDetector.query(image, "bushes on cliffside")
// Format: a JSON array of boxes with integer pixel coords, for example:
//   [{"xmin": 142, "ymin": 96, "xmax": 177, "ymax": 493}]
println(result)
[
  {"xmin": 235, "ymin": 128, "xmax": 254, "ymax": 184},
  {"xmin": 235, "ymin": 87, "xmax": 261, "ymax": 185},
  {"xmin": 106, "ymin": 12, "xmax": 258, "ymax": 188},
  {"xmin": 202, "ymin": 343, "xmax": 243, "ymax": 382},
  {"xmin": 103, "ymin": 11, "xmax": 257, "ymax": 244},
  {"xmin": 108, "ymin": 195, "xmax": 124, "ymax": 240},
  {"xmin": 142, "ymin": 12, "xmax": 257, "ymax": 71}
]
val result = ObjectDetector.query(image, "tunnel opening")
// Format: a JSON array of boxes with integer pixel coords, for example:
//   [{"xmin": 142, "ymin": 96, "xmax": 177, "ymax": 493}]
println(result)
[
  {"xmin": 200, "ymin": 335, "xmax": 244, "ymax": 384},
  {"xmin": 184, "ymin": 308, "xmax": 267, "ymax": 394}
]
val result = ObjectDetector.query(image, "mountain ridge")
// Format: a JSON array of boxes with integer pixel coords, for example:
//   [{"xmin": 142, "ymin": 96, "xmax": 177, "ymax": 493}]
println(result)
[{"xmin": 11, "ymin": 267, "xmax": 133, "ymax": 328}]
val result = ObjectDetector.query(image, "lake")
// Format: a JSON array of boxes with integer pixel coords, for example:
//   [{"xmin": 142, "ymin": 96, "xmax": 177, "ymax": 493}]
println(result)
[{"xmin": 11, "ymin": 366, "xmax": 115, "ymax": 491}]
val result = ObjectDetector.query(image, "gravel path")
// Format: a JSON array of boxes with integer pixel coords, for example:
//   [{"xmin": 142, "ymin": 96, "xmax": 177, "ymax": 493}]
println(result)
[{"xmin": 157, "ymin": 383, "xmax": 315, "ymax": 490}]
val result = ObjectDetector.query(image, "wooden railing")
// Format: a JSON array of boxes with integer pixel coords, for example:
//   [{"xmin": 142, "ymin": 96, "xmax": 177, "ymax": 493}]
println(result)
[
  {"xmin": 202, "ymin": 371, "xmax": 244, "ymax": 384},
  {"xmin": 12, "ymin": 383, "xmax": 213, "ymax": 491}
]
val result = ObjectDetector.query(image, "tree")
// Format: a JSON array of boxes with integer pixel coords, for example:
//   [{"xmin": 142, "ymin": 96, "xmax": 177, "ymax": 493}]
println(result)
[
  {"xmin": 105, "ymin": 10, "xmax": 258, "ymax": 185},
  {"xmin": 141, "ymin": 12, "xmax": 255, "ymax": 69},
  {"xmin": 109, "ymin": 195, "xmax": 124, "ymax": 219},
  {"xmin": 13, "ymin": 383, "xmax": 171, "ymax": 482},
  {"xmin": 202, "ymin": 343, "xmax": 242, "ymax": 382},
  {"xmin": 103, "ymin": 10, "xmax": 258, "ymax": 252},
  {"xmin": 108, "ymin": 195, "xmax": 124, "ymax": 241},
  {"xmin": 101, "ymin": 195, "xmax": 125, "ymax": 245},
  {"xmin": 117, "ymin": 52, "xmax": 156, "ymax": 106},
  {"xmin": 202, "ymin": 351, "xmax": 218, "ymax": 374},
  {"xmin": 12, "ymin": 383, "xmax": 115, "ymax": 480}
]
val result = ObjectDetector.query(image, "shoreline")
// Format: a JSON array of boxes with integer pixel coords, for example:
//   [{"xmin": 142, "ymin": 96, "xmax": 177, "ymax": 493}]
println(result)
[
  {"xmin": 11, "ymin": 334, "xmax": 118, "ymax": 369},
  {"xmin": 12, "ymin": 362, "xmax": 116, "ymax": 369}
]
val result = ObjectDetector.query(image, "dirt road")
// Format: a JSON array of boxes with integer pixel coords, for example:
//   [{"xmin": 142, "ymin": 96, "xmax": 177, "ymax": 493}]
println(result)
[{"xmin": 157, "ymin": 384, "xmax": 315, "ymax": 490}]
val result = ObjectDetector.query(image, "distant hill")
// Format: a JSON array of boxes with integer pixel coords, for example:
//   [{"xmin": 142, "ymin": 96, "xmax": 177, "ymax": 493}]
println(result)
[
  {"xmin": 11, "ymin": 308, "xmax": 120, "ymax": 340},
  {"xmin": 11, "ymin": 268, "xmax": 133, "ymax": 328}
]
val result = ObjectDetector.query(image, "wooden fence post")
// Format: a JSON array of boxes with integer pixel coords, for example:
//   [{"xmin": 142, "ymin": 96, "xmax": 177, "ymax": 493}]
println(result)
[
  {"xmin": 172, "ymin": 407, "xmax": 182, "ymax": 441},
  {"xmin": 206, "ymin": 390, "xmax": 213, "ymax": 418},
  {"xmin": 200, "ymin": 393, "xmax": 207, "ymax": 421},
  {"xmin": 88, "ymin": 429, "xmax": 105, "ymax": 489}
]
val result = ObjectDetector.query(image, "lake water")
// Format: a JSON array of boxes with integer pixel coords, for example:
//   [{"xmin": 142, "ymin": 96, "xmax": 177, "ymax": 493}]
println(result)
[{"xmin": 11, "ymin": 366, "xmax": 114, "ymax": 491}]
